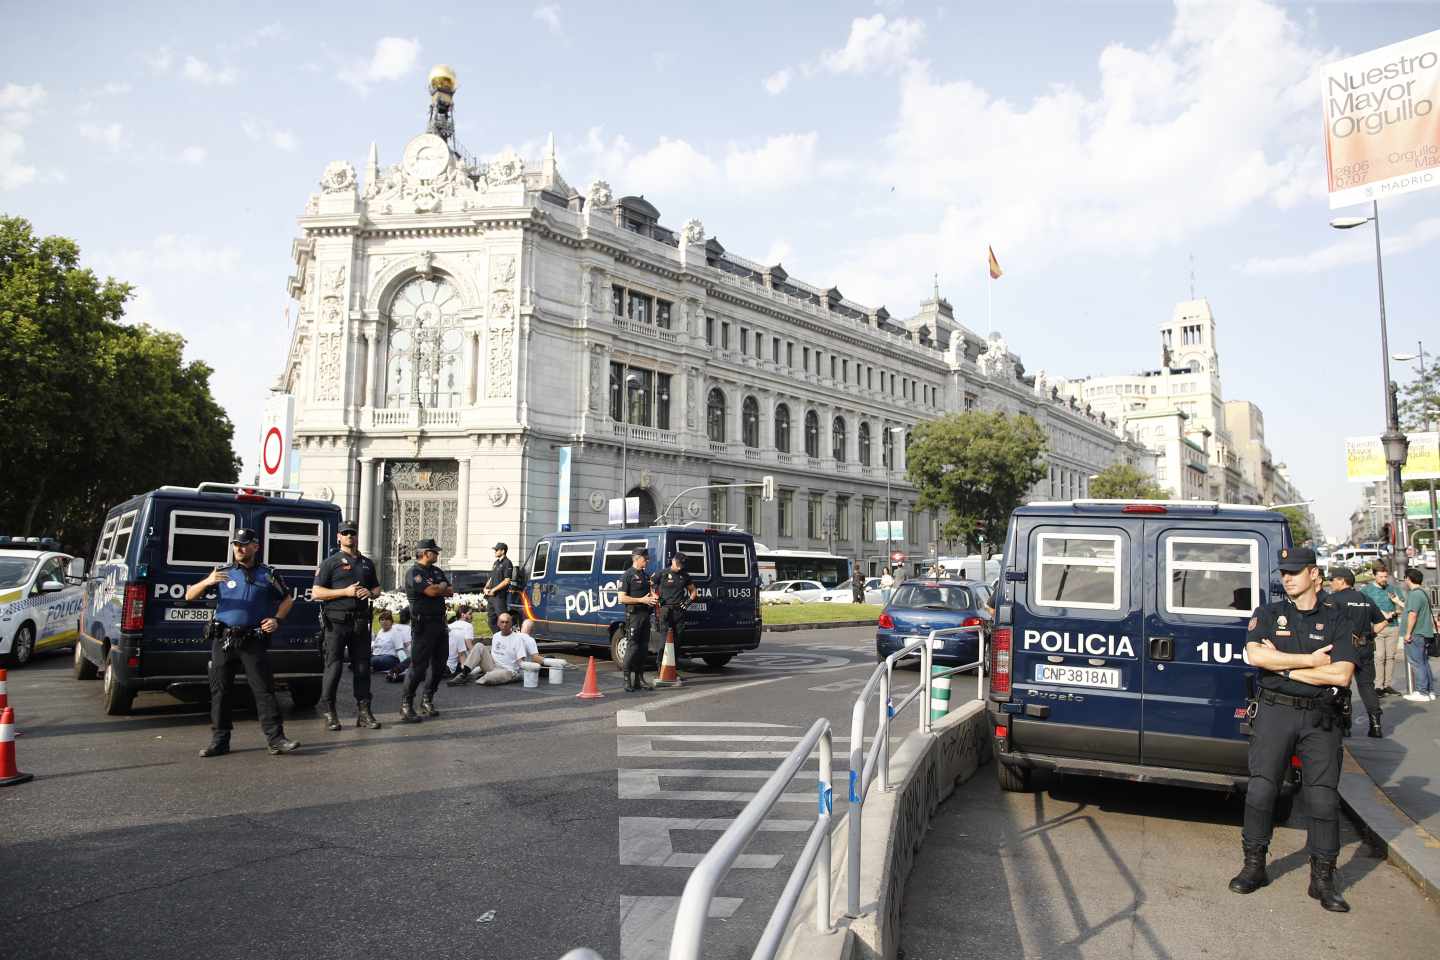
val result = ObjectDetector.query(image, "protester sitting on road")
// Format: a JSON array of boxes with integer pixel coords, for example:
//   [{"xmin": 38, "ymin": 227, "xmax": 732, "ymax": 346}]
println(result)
[
  {"xmin": 447, "ymin": 604, "xmax": 475, "ymax": 678},
  {"xmin": 372, "ymin": 609, "xmax": 409, "ymax": 681},
  {"xmin": 448, "ymin": 612, "xmax": 542, "ymax": 685}
]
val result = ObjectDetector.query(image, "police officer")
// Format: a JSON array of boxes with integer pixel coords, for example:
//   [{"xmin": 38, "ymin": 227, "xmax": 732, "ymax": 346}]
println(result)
[
  {"xmin": 484, "ymin": 542, "xmax": 515, "ymax": 635},
  {"xmin": 400, "ymin": 538, "xmax": 453, "ymax": 723},
  {"xmin": 619, "ymin": 546, "xmax": 658, "ymax": 692},
  {"xmin": 1327, "ymin": 566, "xmax": 1386, "ymax": 738},
  {"xmin": 185, "ymin": 528, "xmax": 301, "ymax": 758},
  {"xmin": 1229, "ymin": 546, "xmax": 1357, "ymax": 912},
  {"xmin": 312, "ymin": 519, "xmax": 383, "ymax": 732},
  {"xmin": 655, "ymin": 552, "xmax": 699, "ymax": 658}
]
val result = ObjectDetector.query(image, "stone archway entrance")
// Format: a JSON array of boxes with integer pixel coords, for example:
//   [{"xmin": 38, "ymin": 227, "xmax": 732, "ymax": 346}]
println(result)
[
  {"xmin": 626, "ymin": 487, "xmax": 657, "ymax": 527},
  {"xmin": 380, "ymin": 459, "xmax": 459, "ymax": 589}
]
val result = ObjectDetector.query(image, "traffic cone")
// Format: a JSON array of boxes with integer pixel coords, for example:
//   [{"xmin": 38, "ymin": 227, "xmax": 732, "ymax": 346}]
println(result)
[
  {"xmin": 0, "ymin": 669, "xmax": 8, "ymax": 710},
  {"xmin": 0, "ymin": 707, "xmax": 33, "ymax": 786},
  {"xmin": 575, "ymin": 656, "xmax": 604, "ymax": 700},
  {"xmin": 653, "ymin": 629, "xmax": 682, "ymax": 688}
]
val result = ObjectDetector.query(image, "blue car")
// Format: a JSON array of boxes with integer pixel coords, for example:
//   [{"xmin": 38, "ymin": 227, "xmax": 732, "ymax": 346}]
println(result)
[{"xmin": 875, "ymin": 578, "xmax": 992, "ymax": 666}]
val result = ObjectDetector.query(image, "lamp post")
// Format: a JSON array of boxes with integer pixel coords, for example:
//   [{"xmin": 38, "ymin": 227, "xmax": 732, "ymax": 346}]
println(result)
[
  {"xmin": 1394, "ymin": 341, "xmax": 1438, "ymax": 565},
  {"xmin": 1332, "ymin": 203, "xmax": 1409, "ymax": 575}
]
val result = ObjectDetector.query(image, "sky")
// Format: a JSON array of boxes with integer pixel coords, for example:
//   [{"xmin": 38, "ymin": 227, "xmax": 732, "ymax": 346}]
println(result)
[{"xmin": 2, "ymin": 0, "xmax": 1438, "ymax": 541}]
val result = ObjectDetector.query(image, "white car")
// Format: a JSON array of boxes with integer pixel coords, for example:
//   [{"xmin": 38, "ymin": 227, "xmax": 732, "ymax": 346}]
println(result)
[
  {"xmin": 0, "ymin": 537, "xmax": 86, "ymax": 667},
  {"xmin": 760, "ymin": 580, "xmax": 828, "ymax": 604},
  {"xmin": 822, "ymin": 577, "xmax": 885, "ymax": 604}
]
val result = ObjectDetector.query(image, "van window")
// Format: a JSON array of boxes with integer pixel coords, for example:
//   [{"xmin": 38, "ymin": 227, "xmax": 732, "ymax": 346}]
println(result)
[
  {"xmin": 530, "ymin": 541, "xmax": 551, "ymax": 580},
  {"xmin": 555, "ymin": 541, "xmax": 596, "ymax": 575},
  {"xmin": 1165, "ymin": 536, "xmax": 1259, "ymax": 617},
  {"xmin": 603, "ymin": 539, "xmax": 650, "ymax": 574},
  {"xmin": 1034, "ymin": 533, "xmax": 1121, "ymax": 610},
  {"xmin": 675, "ymin": 540, "xmax": 708, "ymax": 577},
  {"xmin": 264, "ymin": 517, "xmax": 324, "ymax": 571},
  {"xmin": 95, "ymin": 516, "xmax": 118, "ymax": 564},
  {"xmin": 719, "ymin": 542, "xmax": 749, "ymax": 578},
  {"xmin": 168, "ymin": 511, "xmax": 235, "ymax": 567},
  {"xmin": 111, "ymin": 510, "xmax": 138, "ymax": 563}
]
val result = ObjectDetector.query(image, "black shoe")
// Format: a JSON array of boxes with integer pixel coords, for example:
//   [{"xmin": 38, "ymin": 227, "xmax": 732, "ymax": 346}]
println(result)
[
  {"xmin": 399, "ymin": 699, "xmax": 422, "ymax": 723},
  {"xmin": 1308, "ymin": 857, "xmax": 1350, "ymax": 912},
  {"xmin": 418, "ymin": 696, "xmax": 440, "ymax": 718},
  {"xmin": 1228, "ymin": 843, "xmax": 1269, "ymax": 894},
  {"xmin": 1376, "ymin": 687, "xmax": 1390, "ymax": 699},
  {"xmin": 446, "ymin": 670, "xmax": 471, "ymax": 687},
  {"xmin": 1368, "ymin": 714, "xmax": 1383, "ymax": 738},
  {"xmin": 199, "ymin": 738, "xmax": 231, "ymax": 758},
  {"xmin": 1383, "ymin": 686, "xmax": 1403, "ymax": 696},
  {"xmin": 356, "ymin": 701, "xmax": 382, "ymax": 729},
  {"xmin": 320, "ymin": 703, "xmax": 342, "ymax": 732},
  {"xmin": 267, "ymin": 738, "xmax": 301, "ymax": 756}
]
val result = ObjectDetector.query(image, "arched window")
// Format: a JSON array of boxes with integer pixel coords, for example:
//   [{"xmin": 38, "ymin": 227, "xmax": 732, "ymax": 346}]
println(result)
[
  {"xmin": 384, "ymin": 275, "xmax": 463, "ymax": 408},
  {"xmin": 707, "ymin": 388, "xmax": 727, "ymax": 443},
  {"xmin": 832, "ymin": 416, "xmax": 847, "ymax": 461},
  {"xmin": 742, "ymin": 396, "xmax": 760, "ymax": 448},
  {"xmin": 882, "ymin": 427, "xmax": 895, "ymax": 469},
  {"xmin": 804, "ymin": 410, "xmax": 820, "ymax": 458},
  {"xmin": 858, "ymin": 422, "xmax": 872, "ymax": 466},
  {"xmin": 775, "ymin": 403, "xmax": 791, "ymax": 453}
]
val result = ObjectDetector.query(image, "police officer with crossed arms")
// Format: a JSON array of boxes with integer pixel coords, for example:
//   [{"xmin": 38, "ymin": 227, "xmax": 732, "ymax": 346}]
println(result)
[
  {"xmin": 619, "ymin": 546, "xmax": 658, "ymax": 692},
  {"xmin": 186, "ymin": 528, "xmax": 301, "ymax": 757},
  {"xmin": 400, "ymin": 538, "xmax": 453, "ymax": 723},
  {"xmin": 311, "ymin": 519, "xmax": 382, "ymax": 732},
  {"xmin": 1230, "ymin": 546, "xmax": 1356, "ymax": 912}
]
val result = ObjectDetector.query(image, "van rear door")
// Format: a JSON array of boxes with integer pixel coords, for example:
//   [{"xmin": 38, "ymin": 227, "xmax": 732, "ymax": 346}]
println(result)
[
  {"xmin": 144, "ymin": 504, "xmax": 238, "ymax": 671},
  {"xmin": 1010, "ymin": 516, "xmax": 1144, "ymax": 766}
]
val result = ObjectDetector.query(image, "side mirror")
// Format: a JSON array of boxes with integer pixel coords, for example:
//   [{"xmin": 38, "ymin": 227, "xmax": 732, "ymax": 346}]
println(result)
[
  {"xmin": 40, "ymin": 579, "xmax": 65, "ymax": 593},
  {"xmin": 68, "ymin": 557, "xmax": 87, "ymax": 579}
]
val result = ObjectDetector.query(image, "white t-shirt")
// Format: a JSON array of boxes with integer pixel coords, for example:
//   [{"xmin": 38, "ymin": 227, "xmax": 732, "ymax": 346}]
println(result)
[
  {"xmin": 489, "ymin": 630, "xmax": 539, "ymax": 674},
  {"xmin": 373, "ymin": 625, "xmax": 410, "ymax": 658},
  {"xmin": 447, "ymin": 620, "xmax": 473, "ymax": 670}
]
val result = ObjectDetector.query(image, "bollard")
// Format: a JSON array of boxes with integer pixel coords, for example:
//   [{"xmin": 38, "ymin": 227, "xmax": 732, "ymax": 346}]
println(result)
[{"xmin": 930, "ymin": 664, "xmax": 952, "ymax": 722}]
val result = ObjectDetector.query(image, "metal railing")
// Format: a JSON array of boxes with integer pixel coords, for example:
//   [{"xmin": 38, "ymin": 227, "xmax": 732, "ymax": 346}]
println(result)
[{"xmin": 670, "ymin": 718, "xmax": 835, "ymax": 960}]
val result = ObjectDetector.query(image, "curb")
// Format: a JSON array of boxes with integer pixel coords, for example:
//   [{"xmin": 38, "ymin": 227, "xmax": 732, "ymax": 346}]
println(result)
[
  {"xmin": 763, "ymin": 619, "xmax": 875, "ymax": 633},
  {"xmin": 1337, "ymin": 747, "xmax": 1440, "ymax": 902}
]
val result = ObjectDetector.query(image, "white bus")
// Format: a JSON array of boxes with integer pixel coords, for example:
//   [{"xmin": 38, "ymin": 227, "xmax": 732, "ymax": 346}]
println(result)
[{"xmin": 753, "ymin": 546, "xmax": 851, "ymax": 589}]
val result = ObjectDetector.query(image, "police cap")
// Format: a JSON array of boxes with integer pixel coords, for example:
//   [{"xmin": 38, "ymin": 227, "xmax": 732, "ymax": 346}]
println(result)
[
  {"xmin": 416, "ymin": 538, "xmax": 441, "ymax": 553},
  {"xmin": 339, "ymin": 519, "xmax": 359, "ymax": 535},
  {"xmin": 232, "ymin": 528, "xmax": 258, "ymax": 545},
  {"xmin": 1328, "ymin": 567, "xmax": 1356, "ymax": 586},
  {"xmin": 1277, "ymin": 546, "xmax": 1316, "ymax": 572}
]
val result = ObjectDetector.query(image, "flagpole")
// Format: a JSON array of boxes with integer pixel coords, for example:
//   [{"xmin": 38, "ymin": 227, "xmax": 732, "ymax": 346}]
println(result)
[{"xmin": 987, "ymin": 267, "xmax": 992, "ymax": 335}]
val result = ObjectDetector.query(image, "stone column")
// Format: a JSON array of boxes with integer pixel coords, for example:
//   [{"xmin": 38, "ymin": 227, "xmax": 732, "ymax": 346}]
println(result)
[
  {"xmin": 759, "ymin": 391, "xmax": 774, "ymax": 450},
  {"xmin": 456, "ymin": 458, "xmax": 471, "ymax": 562},
  {"xmin": 358, "ymin": 458, "xmax": 376, "ymax": 557},
  {"xmin": 360, "ymin": 332, "xmax": 374, "ymax": 407}
]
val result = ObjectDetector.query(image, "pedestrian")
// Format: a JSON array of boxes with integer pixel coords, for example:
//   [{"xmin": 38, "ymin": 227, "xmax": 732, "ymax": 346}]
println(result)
[
  {"xmin": 399, "ymin": 538, "xmax": 453, "ymax": 722},
  {"xmin": 655, "ymin": 552, "xmax": 698, "ymax": 659},
  {"xmin": 184, "ymin": 528, "xmax": 301, "ymax": 758},
  {"xmin": 619, "ymin": 546, "xmax": 658, "ymax": 692},
  {"xmin": 1326, "ymin": 567, "xmax": 1386, "ymax": 737},
  {"xmin": 311, "ymin": 519, "xmax": 383, "ymax": 732},
  {"xmin": 371, "ymin": 609, "xmax": 408, "ymax": 679},
  {"xmin": 1400, "ymin": 567, "xmax": 1436, "ymax": 702},
  {"xmin": 447, "ymin": 604, "xmax": 475, "ymax": 677},
  {"xmin": 1229, "ymin": 547, "xmax": 1356, "ymax": 912},
  {"xmin": 484, "ymin": 542, "xmax": 515, "ymax": 634},
  {"xmin": 1359, "ymin": 565, "xmax": 1406, "ymax": 697},
  {"xmin": 850, "ymin": 572, "xmax": 865, "ymax": 605}
]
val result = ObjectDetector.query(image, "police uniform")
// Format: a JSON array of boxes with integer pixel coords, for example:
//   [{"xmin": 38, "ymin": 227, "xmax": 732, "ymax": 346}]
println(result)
[
  {"xmin": 655, "ymin": 559, "xmax": 694, "ymax": 656},
  {"xmin": 1230, "ymin": 547, "xmax": 1356, "ymax": 912},
  {"xmin": 203, "ymin": 529, "xmax": 298, "ymax": 757},
  {"xmin": 401, "ymin": 538, "xmax": 451, "ymax": 721},
  {"xmin": 314, "ymin": 520, "xmax": 382, "ymax": 731},
  {"xmin": 621, "ymin": 549, "xmax": 655, "ymax": 691},
  {"xmin": 486, "ymin": 543, "xmax": 515, "ymax": 635},
  {"xmin": 1327, "ymin": 567, "xmax": 1386, "ymax": 737}
]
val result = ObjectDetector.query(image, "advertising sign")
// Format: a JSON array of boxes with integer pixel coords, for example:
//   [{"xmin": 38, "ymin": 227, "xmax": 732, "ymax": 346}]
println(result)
[
  {"xmin": 1322, "ymin": 30, "xmax": 1440, "ymax": 209},
  {"xmin": 1405, "ymin": 490, "xmax": 1439, "ymax": 521},
  {"xmin": 258, "ymin": 394, "xmax": 294, "ymax": 487},
  {"xmin": 607, "ymin": 496, "xmax": 640, "ymax": 526},
  {"xmin": 1405, "ymin": 432, "xmax": 1440, "ymax": 480},
  {"xmin": 1346, "ymin": 432, "xmax": 1440, "ymax": 482},
  {"xmin": 874, "ymin": 520, "xmax": 904, "ymax": 541},
  {"xmin": 556, "ymin": 446, "xmax": 573, "ymax": 528}
]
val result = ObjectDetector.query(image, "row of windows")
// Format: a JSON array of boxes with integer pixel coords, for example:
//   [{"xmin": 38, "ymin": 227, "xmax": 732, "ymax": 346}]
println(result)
[
  {"xmin": 726, "ymin": 485, "xmax": 916, "ymax": 543},
  {"xmin": 609, "ymin": 363, "xmax": 673, "ymax": 429},
  {"xmin": 706, "ymin": 390, "xmax": 906, "ymax": 463},
  {"xmin": 96, "ymin": 510, "xmax": 326, "ymax": 573},
  {"xmin": 529, "ymin": 537, "xmax": 749, "ymax": 579},
  {"xmin": 612, "ymin": 284, "xmax": 673, "ymax": 329}
]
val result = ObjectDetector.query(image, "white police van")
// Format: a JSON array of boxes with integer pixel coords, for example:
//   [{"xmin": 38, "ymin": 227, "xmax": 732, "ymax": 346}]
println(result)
[
  {"xmin": 989, "ymin": 500, "xmax": 1300, "ymax": 808},
  {"xmin": 76, "ymin": 482, "xmax": 340, "ymax": 714},
  {"xmin": 0, "ymin": 537, "xmax": 86, "ymax": 667},
  {"xmin": 519, "ymin": 525, "xmax": 762, "ymax": 668}
]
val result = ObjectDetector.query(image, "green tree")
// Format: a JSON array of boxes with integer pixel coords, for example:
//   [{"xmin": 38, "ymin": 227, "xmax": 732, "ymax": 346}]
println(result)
[
  {"xmin": 1396, "ymin": 350, "xmax": 1439, "ymax": 432},
  {"xmin": 1276, "ymin": 506, "xmax": 1313, "ymax": 546},
  {"xmin": 1088, "ymin": 462, "xmax": 1168, "ymax": 500},
  {"xmin": 906, "ymin": 410, "xmax": 1048, "ymax": 551},
  {"xmin": 0, "ymin": 216, "xmax": 239, "ymax": 553}
]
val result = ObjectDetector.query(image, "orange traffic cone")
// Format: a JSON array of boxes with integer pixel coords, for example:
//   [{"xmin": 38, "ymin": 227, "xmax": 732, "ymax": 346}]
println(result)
[
  {"xmin": 0, "ymin": 668, "xmax": 8, "ymax": 710},
  {"xmin": 575, "ymin": 656, "xmax": 604, "ymax": 700},
  {"xmin": 0, "ymin": 707, "xmax": 32, "ymax": 786},
  {"xmin": 653, "ymin": 629, "xmax": 682, "ymax": 688}
]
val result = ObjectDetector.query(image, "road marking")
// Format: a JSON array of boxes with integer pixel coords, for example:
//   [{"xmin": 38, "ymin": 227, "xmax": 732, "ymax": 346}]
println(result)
[
  {"xmin": 636, "ymin": 676, "xmax": 785, "ymax": 714},
  {"xmin": 618, "ymin": 734, "xmax": 860, "ymax": 760},
  {"xmin": 808, "ymin": 676, "xmax": 869, "ymax": 693},
  {"xmin": 619, "ymin": 768, "xmax": 815, "ymax": 803},
  {"xmin": 620, "ymin": 896, "xmax": 741, "ymax": 960},
  {"xmin": 619, "ymin": 816, "xmax": 812, "ymax": 868},
  {"xmin": 616, "ymin": 708, "xmax": 792, "ymax": 729}
]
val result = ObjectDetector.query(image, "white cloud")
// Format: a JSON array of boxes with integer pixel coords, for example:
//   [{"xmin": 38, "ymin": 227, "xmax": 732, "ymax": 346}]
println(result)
[
  {"xmin": 145, "ymin": 46, "xmax": 174, "ymax": 73},
  {"xmin": 0, "ymin": 129, "xmax": 37, "ymax": 190},
  {"xmin": 338, "ymin": 36, "xmax": 421, "ymax": 93},
  {"xmin": 577, "ymin": 127, "xmax": 823, "ymax": 197},
  {"xmin": 1, "ymin": 82, "xmax": 46, "ymax": 111},
  {"xmin": 724, "ymin": 133, "xmax": 818, "ymax": 191},
  {"xmin": 183, "ymin": 55, "xmax": 238, "ymax": 86},
  {"xmin": 178, "ymin": 145, "xmax": 208, "ymax": 165},
  {"xmin": 763, "ymin": 239, "xmax": 793, "ymax": 265},
  {"xmin": 97, "ymin": 81, "xmax": 132, "ymax": 96},
  {"xmin": 78, "ymin": 122, "xmax": 125, "ymax": 150},
  {"xmin": 534, "ymin": 4, "xmax": 563, "ymax": 35},
  {"xmin": 271, "ymin": 129, "xmax": 298, "ymax": 152},
  {"xmin": 626, "ymin": 137, "xmax": 719, "ymax": 195},
  {"xmin": 241, "ymin": 116, "xmax": 299, "ymax": 152},
  {"xmin": 763, "ymin": 68, "xmax": 792, "ymax": 95},
  {"xmin": 1239, "ymin": 217, "xmax": 1440, "ymax": 275},
  {"xmin": 822, "ymin": 14, "xmax": 925, "ymax": 74}
]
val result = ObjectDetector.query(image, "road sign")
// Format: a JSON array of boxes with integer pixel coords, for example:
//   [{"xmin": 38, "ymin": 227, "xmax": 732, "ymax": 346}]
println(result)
[
  {"xmin": 259, "ymin": 394, "xmax": 294, "ymax": 486},
  {"xmin": 890, "ymin": 550, "xmax": 906, "ymax": 564}
]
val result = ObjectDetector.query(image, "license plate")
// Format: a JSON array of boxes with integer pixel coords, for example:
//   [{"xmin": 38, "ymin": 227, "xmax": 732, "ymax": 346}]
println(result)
[
  {"xmin": 1034, "ymin": 663, "xmax": 1122, "ymax": 689},
  {"xmin": 164, "ymin": 608, "xmax": 212, "ymax": 622}
]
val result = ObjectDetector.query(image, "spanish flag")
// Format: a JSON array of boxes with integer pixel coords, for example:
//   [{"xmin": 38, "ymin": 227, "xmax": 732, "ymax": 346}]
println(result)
[{"xmin": 988, "ymin": 246, "xmax": 1003, "ymax": 280}]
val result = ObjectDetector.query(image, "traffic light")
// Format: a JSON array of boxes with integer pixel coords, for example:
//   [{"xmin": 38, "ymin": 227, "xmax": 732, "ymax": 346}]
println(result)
[{"xmin": 761, "ymin": 475, "xmax": 775, "ymax": 501}]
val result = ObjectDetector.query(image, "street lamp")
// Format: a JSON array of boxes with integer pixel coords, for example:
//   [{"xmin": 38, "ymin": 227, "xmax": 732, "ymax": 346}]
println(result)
[
  {"xmin": 1393, "ymin": 341, "xmax": 1438, "ymax": 563},
  {"xmin": 618, "ymin": 370, "xmax": 642, "ymax": 526},
  {"xmin": 1331, "ymin": 203, "xmax": 1409, "ymax": 574}
]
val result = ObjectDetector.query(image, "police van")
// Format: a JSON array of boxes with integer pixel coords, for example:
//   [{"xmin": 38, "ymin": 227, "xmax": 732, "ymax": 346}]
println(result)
[
  {"xmin": 989, "ymin": 500, "xmax": 1297, "ymax": 802},
  {"xmin": 0, "ymin": 537, "xmax": 86, "ymax": 667},
  {"xmin": 76, "ymin": 482, "xmax": 340, "ymax": 715},
  {"xmin": 518, "ymin": 525, "xmax": 762, "ymax": 668}
]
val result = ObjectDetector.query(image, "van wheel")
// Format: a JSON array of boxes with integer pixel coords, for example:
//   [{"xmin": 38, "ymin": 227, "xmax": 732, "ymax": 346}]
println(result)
[
  {"xmin": 5, "ymin": 623, "xmax": 37, "ymax": 667},
  {"xmin": 610, "ymin": 627, "xmax": 630, "ymax": 669},
  {"xmin": 102, "ymin": 658, "xmax": 135, "ymax": 715},
  {"xmin": 74, "ymin": 641, "xmax": 98, "ymax": 680},
  {"xmin": 288, "ymin": 679, "xmax": 321, "ymax": 709},
  {"xmin": 996, "ymin": 760, "xmax": 1031, "ymax": 793},
  {"xmin": 701, "ymin": 654, "xmax": 733, "ymax": 669}
]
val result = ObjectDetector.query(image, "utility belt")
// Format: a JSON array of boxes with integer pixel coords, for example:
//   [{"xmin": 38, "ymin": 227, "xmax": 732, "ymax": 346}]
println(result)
[
  {"xmin": 323, "ymin": 607, "xmax": 371, "ymax": 626},
  {"xmin": 1259, "ymin": 689, "xmax": 1322, "ymax": 709},
  {"xmin": 1256, "ymin": 687, "xmax": 1352, "ymax": 734},
  {"xmin": 206, "ymin": 620, "xmax": 261, "ymax": 652}
]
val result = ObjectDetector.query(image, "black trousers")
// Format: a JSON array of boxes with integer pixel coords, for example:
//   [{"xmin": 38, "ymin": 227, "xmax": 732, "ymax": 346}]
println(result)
[
  {"xmin": 321, "ymin": 615, "xmax": 372, "ymax": 706},
  {"xmin": 1243, "ymin": 695, "xmax": 1343, "ymax": 859},
  {"xmin": 209, "ymin": 633, "xmax": 284, "ymax": 744},
  {"xmin": 624, "ymin": 614, "xmax": 651, "ymax": 676},
  {"xmin": 655, "ymin": 605, "xmax": 685, "ymax": 650},
  {"xmin": 402, "ymin": 616, "xmax": 448, "ymax": 700},
  {"xmin": 1353, "ymin": 643, "xmax": 1380, "ymax": 718},
  {"xmin": 486, "ymin": 601, "xmax": 511, "ymax": 636}
]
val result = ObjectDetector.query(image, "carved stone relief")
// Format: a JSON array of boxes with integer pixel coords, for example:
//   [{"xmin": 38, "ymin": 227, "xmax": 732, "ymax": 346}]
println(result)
[
  {"xmin": 589, "ymin": 491, "xmax": 606, "ymax": 512},
  {"xmin": 320, "ymin": 161, "xmax": 357, "ymax": 194},
  {"xmin": 486, "ymin": 326, "xmax": 514, "ymax": 398},
  {"xmin": 314, "ymin": 333, "xmax": 343, "ymax": 401},
  {"xmin": 485, "ymin": 484, "xmax": 508, "ymax": 507},
  {"xmin": 588, "ymin": 346, "xmax": 603, "ymax": 412},
  {"xmin": 489, "ymin": 255, "xmax": 516, "ymax": 321},
  {"xmin": 681, "ymin": 218, "xmax": 705, "ymax": 245},
  {"xmin": 587, "ymin": 179, "xmax": 614, "ymax": 209}
]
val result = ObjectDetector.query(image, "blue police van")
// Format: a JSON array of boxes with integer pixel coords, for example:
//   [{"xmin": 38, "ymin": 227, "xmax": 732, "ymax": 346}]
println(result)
[
  {"xmin": 76, "ymin": 482, "xmax": 340, "ymax": 715},
  {"xmin": 518, "ymin": 525, "xmax": 762, "ymax": 668},
  {"xmin": 988, "ymin": 500, "xmax": 1296, "ymax": 801}
]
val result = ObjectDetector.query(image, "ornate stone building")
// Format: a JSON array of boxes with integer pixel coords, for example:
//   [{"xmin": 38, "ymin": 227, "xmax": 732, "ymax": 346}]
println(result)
[{"xmin": 276, "ymin": 73, "xmax": 1144, "ymax": 585}]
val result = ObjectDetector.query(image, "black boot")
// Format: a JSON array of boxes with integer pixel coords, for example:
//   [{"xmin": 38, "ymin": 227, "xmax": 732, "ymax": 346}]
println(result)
[
  {"xmin": 418, "ymin": 695, "xmax": 440, "ymax": 718},
  {"xmin": 267, "ymin": 736, "xmax": 301, "ymax": 755},
  {"xmin": 399, "ymin": 699, "xmax": 422, "ymax": 723},
  {"xmin": 199, "ymin": 734, "xmax": 231, "ymax": 758},
  {"xmin": 320, "ymin": 702, "xmax": 342, "ymax": 732},
  {"xmin": 1368, "ymin": 713, "xmax": 1383, "ymax": 738},
  {"xmin": 1308, "ymin": 857, "xmax": 1350, "ymax": 912},
  {"xmin": 356, "ymin": 701, "xmax": 382, "ymax": 729},
  {"xmin": 1228, "ymin": 842, "xmax": 1269, "ymax": 894},
  {"xmin": 624, "ymin": 672, "xmax": 636, "ymax": 692}
]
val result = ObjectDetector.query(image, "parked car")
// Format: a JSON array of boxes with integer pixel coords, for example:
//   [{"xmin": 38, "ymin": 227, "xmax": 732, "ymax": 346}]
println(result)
[
  {"xmin": 821, "ymin": 576, "xmax": 884, "ymax": 605},
  {"xmin": 875, "ymin": 578, "xmax": 991, "ymax": 666},
  {"xmin": 760, "ymin": 580, "xmax": 827, "ymax": 604},
  {"xmin": 0, "ymin": 536, "xmax": 86, "ymax": 667}
]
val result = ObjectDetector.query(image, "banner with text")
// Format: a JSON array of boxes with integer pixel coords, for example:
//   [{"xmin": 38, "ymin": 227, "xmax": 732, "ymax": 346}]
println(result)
[
  {"xmin": 1346, "ymin": 432, "xmax": 1440, "ymax": 482},
  {"xmin": 1322, "ymin": 29, "xmax": 1440, "ymax": 209}
]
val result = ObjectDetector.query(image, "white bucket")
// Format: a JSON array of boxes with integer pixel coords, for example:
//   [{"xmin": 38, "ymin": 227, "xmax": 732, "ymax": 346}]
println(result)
[
  {"xmin": 521, "ymin": 661, "xmax": 541, "ymax": 688},
  {"xmin": 542, "ymin": 657, "xmax": 567, "ymax": 685}
]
